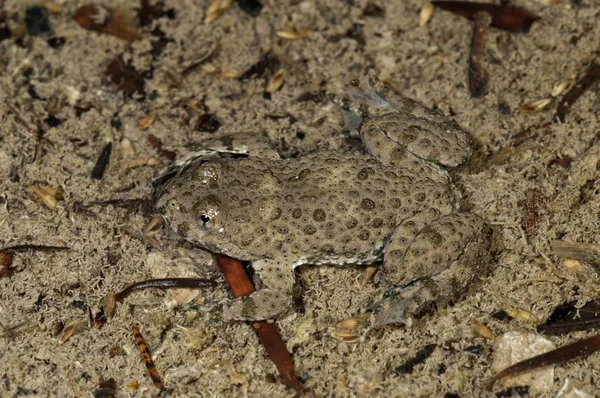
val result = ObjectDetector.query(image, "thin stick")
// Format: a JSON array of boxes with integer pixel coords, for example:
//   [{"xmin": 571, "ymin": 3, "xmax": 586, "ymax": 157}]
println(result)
[{"xmin": 132, "ymin": 325, "xmax": 164, "ymax": 390}]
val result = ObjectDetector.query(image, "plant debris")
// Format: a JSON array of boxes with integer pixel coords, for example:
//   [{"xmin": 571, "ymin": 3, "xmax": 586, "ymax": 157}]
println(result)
[
  {"xmin": 25, "ymin": 6, "xmax": 52, "ymax": 36},
  {"xmin": 538, "ymin": 300, "xmax": 600, "ymax": 335},
  {"xmin": 522, "ymin": 188, "xmax": 544, "ymax": 238},
  {"xmin": 521, "ymin": 98, "xmax": 552, "ymax": 113},
  {"xmin": 59, "ymin": 320, "xmax": 85, "ymax": 344},
  {"xmin": 132, "ymin": 325, "xmax": 164, "ymax": 390},
  {"xmin": 25, "ymin": 185, "xmax": 64, "ymax": 210},
  {"xmin": 468, "ymin": 11, "xmax": 491, "ymax": 97},
  {"xmin": 214, "ymin": 255, "xmax": 305, "ymax": 394},
  {"xmin": 0, "ymin": 244, "xmax": 69, "ymax": 253},
  {"xmin": 276, "ymin": 26, "xmax": 313, "ymax": 40},
  {"xmin": 432, "ymin": 1, "xmax": 539, "ymax": 32},
  {"xmin": 73, "ymin": 4, "xmax": 140, "ymax": 42},
  {"xmin": 239, "ymin": 53, "xmax": 277, "ymax": 81},
  {"xmin": 136, "ymin": 0, "xmax": 174, "ymax": 27},
  {"xmin": 94, "ymin": 378, "xmax": 117, "ymax": 398},
  {"xmin": 473, "ymin": 319, "xmax": 495, "ymax": 340},
  {"xmin": 105, "ymin": 57, "xmax": 146, "ymax": 97},
  {"xmin": 195, "ymin": 113, "xmax": 221, "ymax": 133},
  {"xmin": 554, "ymin": 62, "xmax": 600, "ymax": 121},
  {"xmin": 147, "ymin": 134, "xmax": 177, "ymax": 160},
  {"xmin": 101, "ymin": 278, "xmax": 217, "ymax": 317},
  {"xmin": 392, "ymin": 344, "xmax": 436, "ymax": 375},
  {"xmin": 205, "ymin": 0, "xmax": 233, "ymax": 24},
  {"xmin": 488, "ymin": 333, "xmax": 600, "ymax": 389},
  {"xmin": 91, "ymin": 142, "xmax": 112, "ymax": 180},
  {"xmin": 419, "ymin": 2, "xmax": 435, "ymax": 27},
  {"xmin": 0, "ymin": 251, "xmax": 15, "ymax": 278},
  {"xmin": 551, "ymin": 240, "xmax": 600, "ymax": 274}
]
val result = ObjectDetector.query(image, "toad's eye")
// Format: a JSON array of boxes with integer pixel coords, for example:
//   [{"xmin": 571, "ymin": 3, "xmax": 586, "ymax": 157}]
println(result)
[{"xmin": 199, "ymin": 214, "xmax": 214, "ymax": 229}]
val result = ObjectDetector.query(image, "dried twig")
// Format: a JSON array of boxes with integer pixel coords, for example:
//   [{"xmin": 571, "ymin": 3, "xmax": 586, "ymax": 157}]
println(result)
[
  {"xmin": 555, "ymin": 63, "xmax": 600, "ymax": 121},
  {"xmin": 468, "ymin": 11, "xmax": 491, "ymax": 97},
  {"xmin": 132, "ymin": 325, "xmax": 164, "ymax": 390},
  {"xmin": 214, "ymin": 255, "xmax": 305, "ymax": 394},
  {"xmin": 91, "ymin": 142, "xmax": 113, "ymax": 180},
  {"xmin": 101, "ymin": 278, "xmax": 217, "ymax": 319},
  {"xmin": 432, "ymin": 1, "xmax": 539, "ymax": 32}
]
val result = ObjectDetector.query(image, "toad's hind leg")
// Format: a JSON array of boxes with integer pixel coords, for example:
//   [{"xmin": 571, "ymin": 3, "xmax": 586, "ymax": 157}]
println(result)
[
  {"xmin": 374, "ymin": 213, "xmax": 491, "ymax": 327},
  {"xmin": 222, "ymin": 259, "xmax": 295, "ymax": 321}
]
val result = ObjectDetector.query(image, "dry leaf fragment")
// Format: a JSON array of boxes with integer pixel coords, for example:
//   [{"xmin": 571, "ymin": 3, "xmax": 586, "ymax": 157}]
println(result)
[
  {"xmin": 266, "ymin": 69, "xmax": 287, "ymax": 93},
  {"xmin": 555, "ymin": 63, "xmax": 600, "ymax": 121},
  {"xmin": 73, "ymin": 4, "xmax": 140, "ymax": 42},
  {"xmin": 59, "ymin": 320, "xmax": 85, "ymax": 344},
  {"xmin": 419, "ymin": 2, "xmax": 435, "ymax": 27},
  {"xmin": 331, "ymin": 329, "xmax": 360, "ymax": 343},
  {"xmin": 335, "ymin": 314, "xmax": 370, "ymax": 331},
  {"xmin": 205, "ymin": 0, "xmax": 233, "ymax": 23},
  {"xmin": 26, "ymin": 185, "xmax": 64, "ymax": 210},
  {"xmin": 521, "ymin": 98, "xmax": 551, "ymax": 112},
  {"xmin": 105, "ymin": 57, "xmax": 145, "ymax": 97},
  {"xmin": 551, "ymin": 80, "xmax": 570, "ymax": 97},
  {"xmin": 473, "ymin": 319, "xmax": 495, "ymax": 340},
  {"xmin": 432, "ymin": 1, "xmax": 539, "ymax": 32},
  {"xmin": 507, "ymin": 308, "xmax": 537, "ymax": 323},
  {"xmin": 220, "ymin": 66, "xmax": 242, "ymax": 78},
  {"xmin": 276, "ymin": 26, "xmax": 313, "ymax": 40},
  {"xmin": 138, "ymin": 114, "xmax": 155, "ymax": 129},
  {"xmin": 119, "ymin": 138, "xmax": 135, "ymax": 158}
]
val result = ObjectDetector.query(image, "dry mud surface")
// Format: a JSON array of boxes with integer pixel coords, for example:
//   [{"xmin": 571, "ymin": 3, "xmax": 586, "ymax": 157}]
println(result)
[{"xmin": 1, "ymin": 0, "xmax": 600, "ymax": 397}]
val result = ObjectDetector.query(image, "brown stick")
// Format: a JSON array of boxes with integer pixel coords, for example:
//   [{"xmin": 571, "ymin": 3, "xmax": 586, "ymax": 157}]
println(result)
[
  {"xmin": 468, "ymin": 12, "xmax": 491, "ymax": 97},
  {"xmin": 214, "ymin": 254, "xmax": 306, "ymax": 394},
  {"xmin": 132, "ymin": 325, "xmax": 164, "ymax": 390}
]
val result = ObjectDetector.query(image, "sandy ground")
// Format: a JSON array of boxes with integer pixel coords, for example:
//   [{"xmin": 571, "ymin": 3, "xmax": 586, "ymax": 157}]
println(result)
[{"xmin": 1, "ymin": 0, "xmax": 600, "ymax": 396}]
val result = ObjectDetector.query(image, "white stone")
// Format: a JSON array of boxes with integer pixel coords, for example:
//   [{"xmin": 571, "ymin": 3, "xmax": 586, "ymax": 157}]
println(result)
[{"xmin": 492, "ymin": 331, "xmax": 555, "ymax": 392}]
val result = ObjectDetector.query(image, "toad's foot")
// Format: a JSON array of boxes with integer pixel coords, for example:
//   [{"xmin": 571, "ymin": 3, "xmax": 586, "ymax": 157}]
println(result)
[
  {"xmin": 222, "ymin": 259, "xmax": 295, "ymax": 321},
  {"xmin": 373, "ymin": 213, "xmax": 491, "ymax": 327}
]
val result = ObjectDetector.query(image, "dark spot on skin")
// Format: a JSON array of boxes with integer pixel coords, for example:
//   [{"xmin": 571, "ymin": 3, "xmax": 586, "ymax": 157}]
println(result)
[
  {"xmin": 427, "ymin": 231, "xmax": 444, "ymax": 247},
  {"xmin": 415, "ymin": 192, "xmax": 426, "ymax": 202},
  {"xmin": 278, "ymin": 226, "xmax": 289, "ymax": 234},
  {"xmin": 285, "ymin": 194, "xmax": 294, "ymax": 202},
  {"xmin": 357, "ymin": 167, "xmax": 373, "ymax": 181},
  {"xmin": 182, "ymin": 191, "xmax": 193, "ymax": 197},
  {"xmin": 303, "ymin": 225, "xmax": 316, "ymax": 235},
  {"xmin": 299, "ymin": 169, "xmax": 311, "ymax": 180},
  {"xmin": 346, "ymin": 217, "xmax": 358, "ymax": 229},
  {"xmin": 313, "ymin": 209, "xmax": 326, "ymax": 222},
  {"xmin": 292, "ymin": 208, "xmax": 302, "ymax": 219},
  {"xmin": 322, "ymin": 244, "xmax": 335, "ymax": 253},
  {"xmin": 336, "ymin": 202, "xmax": 347, "ymax": 211},
  {"xmin": 372, "ymin": 218, "xmax": 383, "ymax": 228},
  {"xmin": 271, "ymin": 207, "xmax": 282, "ymax": 220},
  {"xmin": 361, "ymin": 198, "xmax": 375, "ymax": 210},
  {"xmin": 358, "ymin": 230, "xmax": 370, "ymax": 241}
]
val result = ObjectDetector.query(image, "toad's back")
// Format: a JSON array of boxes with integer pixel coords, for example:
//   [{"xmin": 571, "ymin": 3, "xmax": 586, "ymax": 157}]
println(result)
[{"xmin": 212, "ymin": 152, "xmax": 458, "ymax": 265}]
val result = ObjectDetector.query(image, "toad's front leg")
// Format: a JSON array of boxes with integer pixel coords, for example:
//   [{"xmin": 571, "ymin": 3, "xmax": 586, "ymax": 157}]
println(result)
[{"xmin": 222, "ymin": 259, "xmax": 296, "ymax": 321}]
